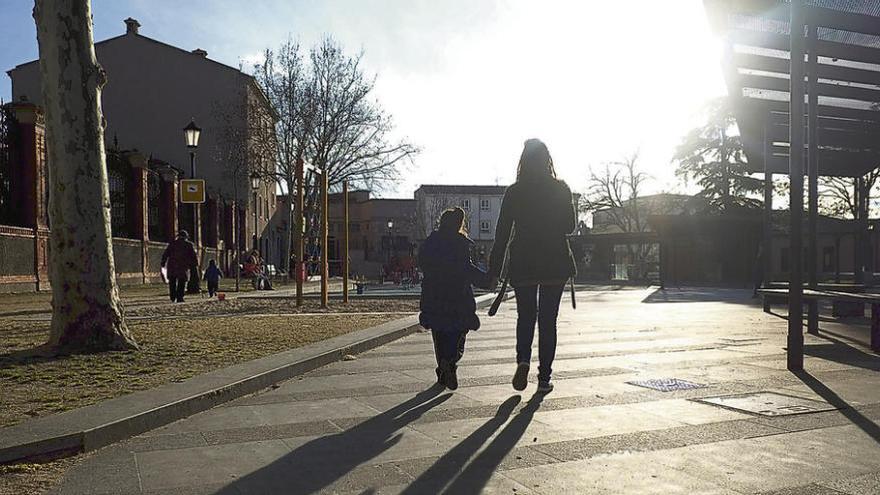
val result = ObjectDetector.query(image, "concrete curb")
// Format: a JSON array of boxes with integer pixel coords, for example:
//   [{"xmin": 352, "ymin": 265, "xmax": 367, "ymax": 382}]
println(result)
[{"xmin": 0, "ymin": 293, "xmax": 500, "ymax": 465}]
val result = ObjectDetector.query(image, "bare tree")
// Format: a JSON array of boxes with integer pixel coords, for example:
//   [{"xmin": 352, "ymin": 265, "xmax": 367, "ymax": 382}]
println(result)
[
  {"xmin": 307, "ymin": 37, "xmax": 418, "ymax": 199},
  {"xmin": 819, "ymin": 171, "xmax": 880, "ymax": 219},
  {"xmin": 34, "ymin": 0, "xmax": 137, "ymax": 352},
  {"xmin": 582, "ymin": 152, "xmax": 656, "ymax": 280},
  {"xmin": 252, "ymin": 40, "xmax": 314, "ymax": 281}
]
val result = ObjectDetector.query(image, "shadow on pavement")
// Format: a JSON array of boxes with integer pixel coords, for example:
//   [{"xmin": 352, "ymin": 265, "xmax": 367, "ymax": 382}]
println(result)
[
  {"xmin": 794, "ymin": 369, "xmax": 880, "ymax": 446},
  {"xmin": 402, "ymin": 392, "xmax": 545, "ymax": 495},
  {"xmin": 805, "ymin": 332, "xmax": 880, "ymax": 373},
  {"xmin": 641, "ymin": 287, "xmax": 758, "ymax": 305},
  {"xmin": 215, "ymin": 386, "xmax": 451, "ymax": 495}
]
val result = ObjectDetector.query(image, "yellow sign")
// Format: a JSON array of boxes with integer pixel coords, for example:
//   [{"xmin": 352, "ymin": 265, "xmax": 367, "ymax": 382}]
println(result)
[{"xmin": 180, "ymin": 179, "xmax": 206, "ymax": 203}]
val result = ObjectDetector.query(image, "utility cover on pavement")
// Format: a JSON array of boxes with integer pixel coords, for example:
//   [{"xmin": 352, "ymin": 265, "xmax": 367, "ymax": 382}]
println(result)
[
  {"xmin": 693, "ymin": 392, "xmax": 838, "ymax": 416},
  {"xmin": 626, "ymin": 378, "xmax": 706, "ymax": 392}
]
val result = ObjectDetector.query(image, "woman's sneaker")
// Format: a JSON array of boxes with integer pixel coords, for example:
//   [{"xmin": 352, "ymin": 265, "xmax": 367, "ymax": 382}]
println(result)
[
  {"xmin": 442, "ymin": 362, "xmax": 459, "ymax": 390},
  {"xmin": 512, "ymin": 362, "xmax": 529, "ymax": 391},
  {"xmin": 537, "ymin": 380, "xmax": 554, "ymax": 394}
]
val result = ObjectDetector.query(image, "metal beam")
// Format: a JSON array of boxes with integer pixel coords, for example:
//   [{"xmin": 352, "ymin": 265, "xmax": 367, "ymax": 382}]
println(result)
[
  {"xmin": 736, "ymin": 73, "xmax": 880, "ymax": 104},
  {"xmin": 730, "ymin": 29, "xmax": 880, "ymax": 66},
  {"xmin": 732, "ymin": 52, "xmax": 880, "ymax": 87},
  {"xmin": 788, "ymin": 0, "xmax": 805, "ymax": 372}
]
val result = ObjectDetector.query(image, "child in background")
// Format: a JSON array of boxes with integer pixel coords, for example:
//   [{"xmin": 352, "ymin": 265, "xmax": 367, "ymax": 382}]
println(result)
[
  {"xmin": 204, "ymin": 259, "xmax": 223, "ymax": 298},
  {"xmin": 418, "ymin": 207, "xmax": 489, "ymax": 390}
]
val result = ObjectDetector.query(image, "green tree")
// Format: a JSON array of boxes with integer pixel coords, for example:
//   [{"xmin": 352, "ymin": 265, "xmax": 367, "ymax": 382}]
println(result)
[{"xmin": 673, "ymin": 97, "xmax": 763, "ymax": 212}]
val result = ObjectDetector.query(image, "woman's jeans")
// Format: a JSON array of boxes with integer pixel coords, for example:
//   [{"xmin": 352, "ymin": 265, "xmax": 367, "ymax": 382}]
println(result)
[{"xmin": 514, "ymin": 284, "xmax": 565, "ymax": 382}]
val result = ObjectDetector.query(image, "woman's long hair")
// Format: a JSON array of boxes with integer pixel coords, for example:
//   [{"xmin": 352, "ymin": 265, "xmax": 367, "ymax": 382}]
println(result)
[
  {"xmin": 438, "ymin": 207, "xmax": 468, "ymax": 236},
  {"xmin": 516, "ymin": 138, "xmax": 557, "ymax": 182}
]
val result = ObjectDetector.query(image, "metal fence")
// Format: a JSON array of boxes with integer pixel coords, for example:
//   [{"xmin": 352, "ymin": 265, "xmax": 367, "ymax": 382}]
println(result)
[{"xmin": 0, "ymin": 105, "xmax": 16, "ymax": 226}]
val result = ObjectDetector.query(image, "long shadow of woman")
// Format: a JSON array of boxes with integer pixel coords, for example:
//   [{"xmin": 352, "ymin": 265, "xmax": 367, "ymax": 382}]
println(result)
[
  {"xmin": 401, "ymin": 393, "xmax": 544, "ymax": 494},
  {"xmin": 216, "ymin": 386, "xmax": 451, "ymax": 494}
]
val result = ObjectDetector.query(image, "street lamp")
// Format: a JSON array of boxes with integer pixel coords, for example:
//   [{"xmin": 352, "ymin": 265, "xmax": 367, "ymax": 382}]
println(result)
[
  {"xmin": 183, "ymin": 119, "xmax": 201, "ymax": 294},
  {"xmin": 251, "ymin": 172, "xmax": 260, "ymax": 251},
  {"xmin": 386, "ymin": 218, "xmax": 394, "ymax": 263}
]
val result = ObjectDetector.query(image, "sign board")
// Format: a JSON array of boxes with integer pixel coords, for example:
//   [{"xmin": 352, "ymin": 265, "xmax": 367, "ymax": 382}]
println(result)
[{"xmin": 180, "ymin": 179, "xmax": 206, "ymax": 204}]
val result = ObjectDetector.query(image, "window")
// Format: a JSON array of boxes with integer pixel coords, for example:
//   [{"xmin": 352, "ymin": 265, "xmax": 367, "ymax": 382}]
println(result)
[
  {"xmin": 480, "ymin": 199, "xmax": 490, "ymax": 211},
  {"xmin": 480, "ymin": 220, "xmax": 490, "ymax": 232},
  {"xmin": 462, "ymin": 199, "xmax": 470, "ymax": 211},
  {"xmin": 822, "ymin": 246, "xmax": 835, "ymax": 272}
]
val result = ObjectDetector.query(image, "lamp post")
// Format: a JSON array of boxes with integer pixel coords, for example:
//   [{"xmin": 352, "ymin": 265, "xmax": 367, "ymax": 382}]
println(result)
[
  {"xmin": 386, "ymin": 218, "xmax": 394, "ymax": 264},
  {"xmin": 183, "ymin": 120, "xmax": 201, "ymax": 294},
  {"xmin": 251, "ymin": 172, "xmax": 260, "ymax": 252}
]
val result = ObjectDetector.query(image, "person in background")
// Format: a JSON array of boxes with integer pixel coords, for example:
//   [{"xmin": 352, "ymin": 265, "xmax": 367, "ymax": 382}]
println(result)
[
  {"xmin": 419, "ymin": 207, "xmax": 489, "ymax": 390},
  {"xmin": 204, "ymin": 259, "xmax": 223, "ymax": 298},
  {"xmin": 161, "ymin": 230, "xmax": 198, "ymax": 303}
]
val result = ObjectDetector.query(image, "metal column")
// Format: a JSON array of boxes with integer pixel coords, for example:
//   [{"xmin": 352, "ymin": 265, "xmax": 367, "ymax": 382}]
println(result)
[
  {"xmin": 320, "ymin": 168, "xmax": 329, "ymax": 308},
  {"xmin": 788, "ymin": 0, "xmax": 805, "ymax": 371},
  {"xmin": 807, "ymin": 22, "xmax": 819, "ymax": 335},
  {"xmin": 763, "ymin": 125, "xmax": 774, "ymax": 313},
  {"xmin": 295, "ymin": 157, "xmax": 304, "ymax": 307}
]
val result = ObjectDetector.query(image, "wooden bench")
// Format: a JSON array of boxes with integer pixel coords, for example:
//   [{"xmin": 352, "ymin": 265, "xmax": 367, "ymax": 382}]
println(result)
[{"xmin": 757, "ymin": 288, "xmax": 880, "ymax": 352}]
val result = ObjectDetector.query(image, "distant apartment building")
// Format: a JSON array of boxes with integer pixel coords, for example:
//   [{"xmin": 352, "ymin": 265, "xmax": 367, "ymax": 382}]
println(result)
[
  {"xmin": 414, "ymin": 185, "xmax": 506, "ymax": 257},
  {"xmin": 7, "ymin": 18, "xmax": 277, "ymax": 259},
  {"xmin": 270, "ymin": 190, "xmax": 418, "ymax": 278}
]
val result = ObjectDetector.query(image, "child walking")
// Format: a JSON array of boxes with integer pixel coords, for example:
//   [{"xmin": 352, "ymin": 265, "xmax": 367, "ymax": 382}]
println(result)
[
  {"xmin": 419, "ymin": 207, "xmax": 488, "ymax": 390},
  {"xmin": 203, "ymin": 259, "xmax": 223, "ymax": 297}
]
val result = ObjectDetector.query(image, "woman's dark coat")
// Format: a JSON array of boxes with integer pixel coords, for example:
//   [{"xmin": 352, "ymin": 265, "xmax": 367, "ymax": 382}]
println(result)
[
  {"xmin": 488, "ymin": 176, "xmax": 577, "ymax": 286},
  {"xmin": 162, "ymin": 238, "xmax": 198, "ymax": 279},
  {"xmin": 419, "ymin": 230, "xmax": 488, "ymax": 333}
]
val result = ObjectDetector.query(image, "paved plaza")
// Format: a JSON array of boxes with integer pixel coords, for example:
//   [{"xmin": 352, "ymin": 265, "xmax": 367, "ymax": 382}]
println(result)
[{"xmin": 53, "ymin": 287, "xmax": 880, "ymax": 494}]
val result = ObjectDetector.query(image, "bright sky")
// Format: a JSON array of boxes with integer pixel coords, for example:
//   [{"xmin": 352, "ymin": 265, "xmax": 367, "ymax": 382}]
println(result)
[{"xmin": 0, "ymin": 0, "xmax": 727, "ymax": 198}]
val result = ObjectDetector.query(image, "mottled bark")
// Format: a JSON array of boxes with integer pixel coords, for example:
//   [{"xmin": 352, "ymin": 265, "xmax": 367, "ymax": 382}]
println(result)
[{"xmin": 34, "ymin": 0, "xmax": 137, "ymax": 351}]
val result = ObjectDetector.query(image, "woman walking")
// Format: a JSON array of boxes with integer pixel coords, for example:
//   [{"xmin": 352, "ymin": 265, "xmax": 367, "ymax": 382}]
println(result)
[
  {"xmin": 489, "ymin": 138, "xmax": 576, "ymax": 394},
  {"xmin": 419, "ymin": 207, "xmax": 488, "ymax": 390}
]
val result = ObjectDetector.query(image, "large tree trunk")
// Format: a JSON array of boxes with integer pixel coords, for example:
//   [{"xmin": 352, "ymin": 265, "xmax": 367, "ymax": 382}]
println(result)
[{"xmin": 34, "ymin": 0, "xmax": 137, "ymax": 352}]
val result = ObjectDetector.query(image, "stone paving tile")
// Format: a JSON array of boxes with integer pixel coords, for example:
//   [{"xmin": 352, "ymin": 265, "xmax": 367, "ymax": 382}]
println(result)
[
  {"xmin": 529, "ymin": 419, "xmax": 784, "ymax": 463},
  {"xmin": 200, "ymin": 420, "xmax": 342, "ymax": 446},
  {"xmin": 758, "ymin": 484, "xmax": 850, "ymax": 495},
  {"xmin": 121, "ymin": 431, "xmax": 208, "ymax": 453},
  {"xmin": 503, "ymin": 449, "xmax": 742, "ymax": 494},
  {"xmin": 651, "ymin": 425, "xmax": 880, "ymax": 494},
  {"xmin": 821, "ymin": 471, "xmax": 880, "ymax": 495},
  {"xmin": 51, "ymin": 447, "xmax": 142, "ymax": 495},
  {"xmin": 147, "ymin": 397, "xmax": 380, "ymax": 435}
]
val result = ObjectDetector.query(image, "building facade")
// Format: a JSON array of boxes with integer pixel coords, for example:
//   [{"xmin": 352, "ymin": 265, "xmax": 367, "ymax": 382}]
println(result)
[
  {"xmin": 7, "ymin": 17, "xmax": 277, "ymax": 261},
  {"xmin": 414, "ymin": 185, "xmax": 506, "ymax": 258}
]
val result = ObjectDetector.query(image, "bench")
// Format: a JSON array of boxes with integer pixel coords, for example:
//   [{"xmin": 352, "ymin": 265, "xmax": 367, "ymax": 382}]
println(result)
[
  {"xmin": 762, "ymin": 283, "xmax": 866, "ymax": 317},
  {"xmin": 757, "ymin": 288, "xmax": 880, "ymax": 352}
]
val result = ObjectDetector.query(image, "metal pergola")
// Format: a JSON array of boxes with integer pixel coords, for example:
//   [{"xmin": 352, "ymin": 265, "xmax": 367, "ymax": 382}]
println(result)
[{"xmin": 705, "ymin": 0, "xmax": 880, "ymax": 370}]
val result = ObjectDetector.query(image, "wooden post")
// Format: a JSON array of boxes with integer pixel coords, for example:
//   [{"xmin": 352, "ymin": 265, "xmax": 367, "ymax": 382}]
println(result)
[
  {"xmin": 788, "ymin": 0, "xmax": 805, "ymax": 371},
  {"xmin": 807, "ymin": 21, "xmax": 819, "ymax": 335},
  {"xmin": 321, "ymin": 168, "xmax": 329, "ymax": 308},
  {"xmin": 343, "ymin": 180, "xmax": 350, "ymax": 303},
  {"xmin": 295, "ymin": 158, "xmax": 304, "ymax": 307}
]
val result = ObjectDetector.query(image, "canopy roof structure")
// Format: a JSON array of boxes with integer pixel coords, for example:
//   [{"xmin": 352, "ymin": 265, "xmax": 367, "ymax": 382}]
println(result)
[{"xmin": 705, "ymin": 0, "xmax": 880, "ymax": 177}]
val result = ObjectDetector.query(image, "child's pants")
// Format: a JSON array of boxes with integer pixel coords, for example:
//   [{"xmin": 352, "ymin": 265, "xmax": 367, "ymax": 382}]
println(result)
[
  {"xmin": 207, "ymin": 280, "xmax": 219, "ymax": 296},
  {"xmin": 431, "ymin": 330, "xmax": 467, "ymax": 369}
]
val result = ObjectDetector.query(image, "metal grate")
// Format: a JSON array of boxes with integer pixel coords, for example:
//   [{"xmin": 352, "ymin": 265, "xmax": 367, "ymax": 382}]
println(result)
[
  {"xmin": 626, "ymin": 378, "xmax": 706, "ymax": 392},
  {"xmin": 694, "ymin": 392, "xmax": 838, "ymax": 416}
]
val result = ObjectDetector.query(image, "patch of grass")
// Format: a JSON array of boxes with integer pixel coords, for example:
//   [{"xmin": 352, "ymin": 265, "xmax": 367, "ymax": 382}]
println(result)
[{"xmin": 0, "ymin": 298, "xmax": 416, "ymax": 428}]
